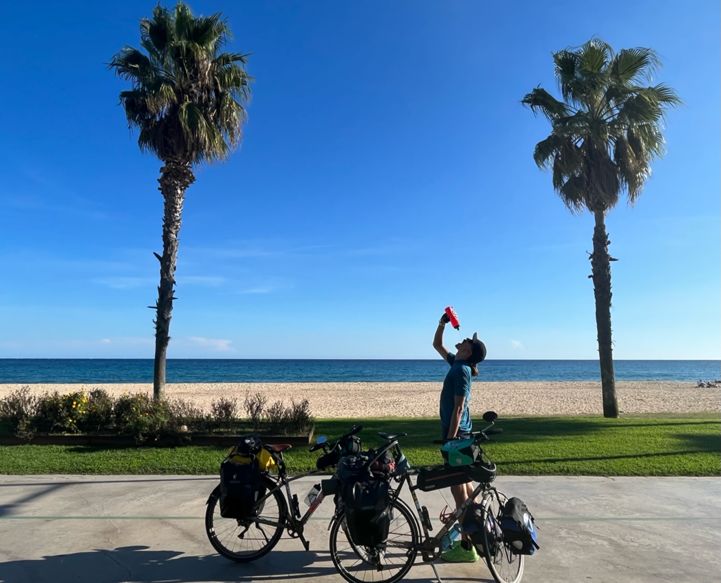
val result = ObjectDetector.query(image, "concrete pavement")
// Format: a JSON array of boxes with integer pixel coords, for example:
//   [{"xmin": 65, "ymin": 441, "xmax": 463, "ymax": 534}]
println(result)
[{"xmin": 0, "ymin": 475, "xmax": 720, "ymax": 583}]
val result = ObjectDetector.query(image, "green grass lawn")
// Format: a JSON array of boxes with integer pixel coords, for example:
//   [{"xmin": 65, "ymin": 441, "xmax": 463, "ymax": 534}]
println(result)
[{"xmin": 0, "ymin": 415, "xmax": 718, "ymax": 476}]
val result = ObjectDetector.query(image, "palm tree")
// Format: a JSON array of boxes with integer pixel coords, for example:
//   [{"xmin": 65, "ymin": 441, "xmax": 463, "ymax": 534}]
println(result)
[
  {"xmin": 110, "ymin": 2, "xmax": 251, "ymax": 399},
  {"xmin": 522, "ymin": 39, "xmax": 679, "ymax": 418}
]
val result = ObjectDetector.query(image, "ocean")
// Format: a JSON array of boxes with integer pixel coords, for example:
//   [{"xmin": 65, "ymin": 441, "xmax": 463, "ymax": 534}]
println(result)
[{"xmin": 0, "ymin": 359, "xmax": 718, "ymax": 384}]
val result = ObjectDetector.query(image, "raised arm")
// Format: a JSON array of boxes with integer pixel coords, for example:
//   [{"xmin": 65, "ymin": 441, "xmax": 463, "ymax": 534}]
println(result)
[{"xmin": 433, "ymin": 313, "xmax": 450, "ymax": 360}]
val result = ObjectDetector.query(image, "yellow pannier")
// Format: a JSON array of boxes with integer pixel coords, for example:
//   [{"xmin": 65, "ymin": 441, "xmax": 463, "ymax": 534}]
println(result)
[{"xmin": 258, "ymin": 448, "xmax": 277, "ymax": 471}]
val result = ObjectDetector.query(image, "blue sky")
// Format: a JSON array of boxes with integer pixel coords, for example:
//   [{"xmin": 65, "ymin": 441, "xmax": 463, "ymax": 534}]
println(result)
[{"xmin": 0, "ymin": 0, "xmax": 718, "ymax": 359}]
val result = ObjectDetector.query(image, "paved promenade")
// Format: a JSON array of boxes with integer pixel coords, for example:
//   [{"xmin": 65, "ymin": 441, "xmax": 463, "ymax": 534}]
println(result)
[{"xmin": 0, "ymin": 475, "xmax": 719, "ymax": 583}]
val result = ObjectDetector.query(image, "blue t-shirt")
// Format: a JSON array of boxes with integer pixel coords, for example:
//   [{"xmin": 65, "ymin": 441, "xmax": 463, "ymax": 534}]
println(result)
[{"xmin": 439, "ymin": 353, "xmax": 473, "ymax": 436}]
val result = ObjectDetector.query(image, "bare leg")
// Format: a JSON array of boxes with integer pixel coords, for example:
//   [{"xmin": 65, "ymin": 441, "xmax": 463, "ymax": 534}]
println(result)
[
  {"xmin": 450, "ymin": 481, "xmax": 474, "ymax": 510},
  {"xmin": 465, "ymin": 482, "xmax": 476, "ymax": 502}
]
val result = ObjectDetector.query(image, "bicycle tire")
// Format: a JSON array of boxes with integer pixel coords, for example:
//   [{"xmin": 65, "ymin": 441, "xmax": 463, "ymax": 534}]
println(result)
[
  {"xmin": 329, "ymin": 497, "xmax": 419, "ymax": 583},
  {"xmin": 205, "ymin": 477, "xmax": 287, "ymax": 562},
  {"xmin": 480, "ymin": 490, "xmax": 525, "ymax": 583}
]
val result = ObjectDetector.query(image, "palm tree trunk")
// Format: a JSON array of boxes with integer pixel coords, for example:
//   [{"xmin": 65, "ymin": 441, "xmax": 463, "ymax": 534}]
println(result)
[
  {"xmin": 590, "ymin": 210, "xmax": 619, "ymax": 418},
  {"xmin": 152, "ymin": 160, "xmax": 195, "ymax": 400}
]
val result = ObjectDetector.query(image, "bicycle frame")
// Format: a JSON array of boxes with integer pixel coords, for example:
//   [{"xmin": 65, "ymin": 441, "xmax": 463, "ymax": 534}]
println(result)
[
  {"xmin": 256, "ymin": 451, "xmax": 329, "ymax": 551},
  {"xmin": 388, "ymin": 471, "xmax": 495, "ymax": 562},
  {"xmin": 364, "ymin": 429, "xmax": 502, "ymax": 565}
]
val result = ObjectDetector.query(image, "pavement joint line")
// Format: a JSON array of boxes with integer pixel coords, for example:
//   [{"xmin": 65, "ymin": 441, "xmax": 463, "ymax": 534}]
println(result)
[{"xmin": 2, "ymin": 515, "xmax": 720, "ymax": 521}]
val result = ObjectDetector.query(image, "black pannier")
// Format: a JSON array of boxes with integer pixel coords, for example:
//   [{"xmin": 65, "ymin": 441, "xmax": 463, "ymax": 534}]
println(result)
[
  {"xmin": 461, "ymin": 502, "xmax": 485, "ymax": 546},
  {"xmin": 499, "ymin": 497, "xmax": 539, "ymax": 555},
  {"xmin": 218, "ymin": 435, "xmax": 266, "ymax": 519},
  {"xmin": 321, "ymin": 476, "xmax": 340, "ymax": 495},
  {"xmin": 337, "ymin": 453, "xmax": 372, "ymax": 485},
  {"xmin": 337, "ymin": 454, "xmax": 392, "ymax": 547},
  {"xmin": 219, "ymin": 458, "xmax": 266, "ymax": 519},
  {"xmin": 343, "ymin": 479, "xmax": 391, "ymax": 547}
]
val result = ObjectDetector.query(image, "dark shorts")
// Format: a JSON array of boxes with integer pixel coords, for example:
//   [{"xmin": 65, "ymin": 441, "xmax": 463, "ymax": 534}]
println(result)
[{"xmin": 440, "ymin": 427, "xmax": 472, "ymax": 441}]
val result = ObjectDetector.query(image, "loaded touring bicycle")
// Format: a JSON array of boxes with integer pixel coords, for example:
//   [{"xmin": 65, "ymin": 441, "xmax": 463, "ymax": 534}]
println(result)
[
  {"xmin": 204, "ymin": 412, "xmax": 538, "ymax": 583},
  {"xmin": 325, "ymin": 411, "xmax": 538, "ymax": 583}
]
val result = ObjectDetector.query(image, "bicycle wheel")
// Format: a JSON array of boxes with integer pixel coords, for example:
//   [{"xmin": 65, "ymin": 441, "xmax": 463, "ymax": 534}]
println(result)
[
  {"xmin": 329, "ymin": 498, "xmax": 419, "ymax": 583},
  {"xmin": 480, "ymin": 491, "xmax": 525, "ymax": 583},
  {"xmin": 205, "ymin": 478, "xmax": 287, "ymax": 562}
]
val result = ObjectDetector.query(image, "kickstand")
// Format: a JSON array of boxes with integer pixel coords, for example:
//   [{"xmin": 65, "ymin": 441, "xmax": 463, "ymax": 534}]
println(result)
[
  {"xmin": 430, "ymin": 562, "xmax": 444, "ymax": 583},
  {"xmin": 298, "ymin": 533, "xmax": 310, "ymax": 552}
]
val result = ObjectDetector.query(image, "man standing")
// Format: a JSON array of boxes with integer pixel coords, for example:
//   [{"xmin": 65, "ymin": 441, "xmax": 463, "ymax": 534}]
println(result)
[{"xmin": 433, "ymin": 311, "xmax": 487, "ymax": 562}]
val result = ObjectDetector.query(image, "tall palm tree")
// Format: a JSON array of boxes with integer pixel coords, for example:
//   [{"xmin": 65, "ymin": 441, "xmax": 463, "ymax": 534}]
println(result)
[
  {"xmin": 522, "ymin": 39, "xmax": 679, "ymax": 418},
  {"xmin": 110, "ymin": 2, "xmax": 251, "ymax": 399}
]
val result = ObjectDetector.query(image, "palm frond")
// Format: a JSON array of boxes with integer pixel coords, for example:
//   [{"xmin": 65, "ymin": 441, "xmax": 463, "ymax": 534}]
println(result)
[
  {"xmin": 579, "ymin": 38, "xmax": 613, "ymax": 74},
  {"xmin": 610, "ymin": 47, "xmax": 659, "ymax": 84},
  {"xmin": 521, "ymin": 87, "xmax": 571, "ymax": 120},
  {"xmin": 553, "ymin": 50, "xmax": 581, "ymax": 103},
  {"xmin": 142, "ymin": 6, "xmax": 173, "ymax": 56},
  {"xmin": 558, "ymin": 175, "xmax": 586, "ymax": 213},
  {"xmin": 533, "ymin": 134, "xmax": 563, "ymax": 169},
  {"xmin": 109, "ymin": 47, "xmax": 156, "ymax": 84},
  {"xmin": 614, "ymin": 135, "xmax": 650, "ymax": 200}
]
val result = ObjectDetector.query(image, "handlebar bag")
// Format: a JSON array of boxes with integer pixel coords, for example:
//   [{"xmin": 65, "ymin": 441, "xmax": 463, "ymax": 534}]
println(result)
[
  {"xmin": 219, "ymin": 455, "xmax": 266, "ymax": 519},
  {"xmin": 234, "ymin": 434, "xmax": 263, "ymax": 456},
  {"xmin": 499, "ymin": 497, "xmax": 539, "ymax": 555},
  {"xmin": 441, "ymin": 438, "xmax": 480, "ymax": 466},
  {"xmin": 316, "ymin": 448, "xmax": 341, "ymax": 471},
  {"xmin": 340, "ymin": 434, "xmax": 362, "ymax": 455}
]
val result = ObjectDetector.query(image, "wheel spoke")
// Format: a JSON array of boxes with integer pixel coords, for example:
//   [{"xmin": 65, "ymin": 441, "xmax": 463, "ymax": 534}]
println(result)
[
  {"xmin": 330, "ymin": 498, "xmax": 418, "ymax": 583},
  {"xmin": 204, "ymin": 481, "xmax": 287, "ymax": 563}
]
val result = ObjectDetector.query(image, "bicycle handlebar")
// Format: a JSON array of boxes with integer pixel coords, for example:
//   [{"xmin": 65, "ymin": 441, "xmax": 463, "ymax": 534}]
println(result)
[
  {"xmin": 433, "ymin": 418, "xmax": 503, "ymax": 445},
  {"xmin": 309, "ymin": 424, "xmax": 363, "ymax": 452}
]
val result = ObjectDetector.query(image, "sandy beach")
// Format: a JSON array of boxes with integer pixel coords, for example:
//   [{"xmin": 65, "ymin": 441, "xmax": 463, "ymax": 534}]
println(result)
[{"xmin": 1, "ymin": 381, "xmax": 718, "ymax": 417}]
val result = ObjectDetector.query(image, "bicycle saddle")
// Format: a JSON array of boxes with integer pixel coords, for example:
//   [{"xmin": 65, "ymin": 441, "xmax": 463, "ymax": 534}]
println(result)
[
  {"xmin": 378, "ymin": 432, "xmax": 407, "ymax": 441},
  {"xmin": 265, "ymin": 443, "xmax": 293, "ymax": 453}
]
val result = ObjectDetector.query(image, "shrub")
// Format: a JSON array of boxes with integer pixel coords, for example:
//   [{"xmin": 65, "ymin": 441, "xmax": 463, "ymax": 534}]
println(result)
[
  {"xmin": 263, "ymin": 399, "xmax": 314, "ymax": 435},
  {"xmin": 244, "ymin": 392, "xmax": 267, "ymax": 431},
  {"xmin": 167, "ymin": 398, "xmax": 206, "ymax": 432},
  {"xmin": 286, "ymin": 399, "xmax": 314, "ymax": 434},
  {"xmin": 79, "ymin": 389, "xmax": 115, "ymax": 433},
  {"xmin": 35, "ymin": 391, "xmax": 88, "ymax": 434},
  {"xmin": 211, "ymin": 396, "xmax": 238, "ymax": 422},
  {"xmin": 0, "ymin": 386, "xmax": 37, "ymax": 436},
  {"xmin": 114, "ymin": 393, "xmax": 172, "ymax": 443},
  {"xmin": 264, "ymin": 400, "xmax": 288, "ymax": 433}
]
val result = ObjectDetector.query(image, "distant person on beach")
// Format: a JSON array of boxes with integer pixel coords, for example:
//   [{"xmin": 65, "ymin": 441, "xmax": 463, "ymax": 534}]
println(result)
[{"xmin": 432, "ymin": 311, "xmax": 487, "ymax": 562}]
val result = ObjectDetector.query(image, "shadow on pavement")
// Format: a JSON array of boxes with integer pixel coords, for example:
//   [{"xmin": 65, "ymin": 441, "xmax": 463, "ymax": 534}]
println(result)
[
  {"xmin": 0, "ymin": 545, "xmax": 333, "ymax": 583},
  {"xmin": 0, "ymin": 544, "xmax": 492, "ymax": 583}
]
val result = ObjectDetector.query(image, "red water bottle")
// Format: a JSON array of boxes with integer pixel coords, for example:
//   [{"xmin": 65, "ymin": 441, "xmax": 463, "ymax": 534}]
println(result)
[{"xmin": 444, "ymin": 306, "xmax": 461, "ymax": 330}]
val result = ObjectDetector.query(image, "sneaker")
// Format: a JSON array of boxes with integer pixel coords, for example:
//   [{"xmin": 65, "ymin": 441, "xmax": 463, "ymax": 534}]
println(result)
[{"xmin": 440, "ymin": 540, "xmax": 479, "ymax": 563}]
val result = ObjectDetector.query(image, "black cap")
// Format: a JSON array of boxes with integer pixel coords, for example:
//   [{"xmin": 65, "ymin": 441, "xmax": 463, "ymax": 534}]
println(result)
[{"xmin": 470, "ymin": 332, "xmax": 487, "ymax": 364}]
